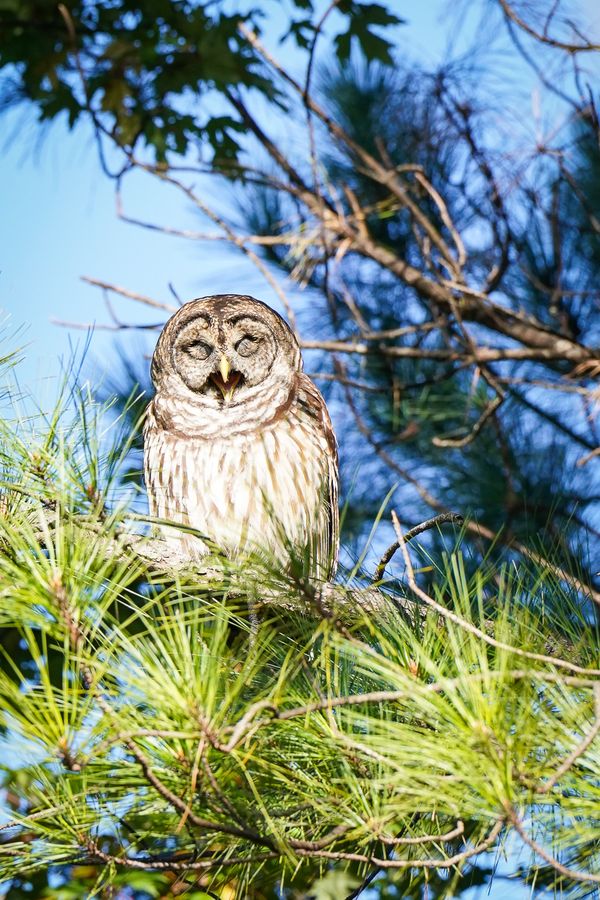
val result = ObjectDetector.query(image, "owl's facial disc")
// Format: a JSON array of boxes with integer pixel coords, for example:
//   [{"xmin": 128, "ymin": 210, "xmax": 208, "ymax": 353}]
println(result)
[{"xmin": 157, "ymin": 297, "xmax": 301, "ymax": 410}]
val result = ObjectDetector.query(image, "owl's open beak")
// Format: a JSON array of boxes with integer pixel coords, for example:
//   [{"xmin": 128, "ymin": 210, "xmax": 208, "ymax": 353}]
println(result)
[{"xmin": 209, "ymin": 354, "xmax": 242, "ymax": 401}]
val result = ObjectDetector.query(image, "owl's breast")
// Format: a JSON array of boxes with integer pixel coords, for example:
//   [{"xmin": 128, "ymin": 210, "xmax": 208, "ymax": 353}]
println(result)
[{"xmin": 144, "ymin": 405, "xmax": 332, "ymax": 564}]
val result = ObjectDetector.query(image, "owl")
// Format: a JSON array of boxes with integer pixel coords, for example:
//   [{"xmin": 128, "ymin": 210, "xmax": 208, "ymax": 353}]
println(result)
[{"xmin": 143, "ymin": 294, "xmax": 339, "ymax": 580}]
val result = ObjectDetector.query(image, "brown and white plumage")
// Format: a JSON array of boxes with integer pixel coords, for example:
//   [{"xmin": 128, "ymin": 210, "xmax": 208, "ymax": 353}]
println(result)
[{"xmin": 144, "ymin": 294, "xmax": 339, "ymax": 579}]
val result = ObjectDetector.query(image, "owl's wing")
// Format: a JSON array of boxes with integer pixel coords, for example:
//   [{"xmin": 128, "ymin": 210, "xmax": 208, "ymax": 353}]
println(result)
[{"xmin": 297, "ymin": 374, "xmax": 339, "ymax": 579}]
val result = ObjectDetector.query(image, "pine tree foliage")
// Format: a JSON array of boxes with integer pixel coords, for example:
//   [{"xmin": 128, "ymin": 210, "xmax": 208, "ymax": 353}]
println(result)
[{"xmin": 0, "ymin": 350, "xmax": 598, "ymax": 897}]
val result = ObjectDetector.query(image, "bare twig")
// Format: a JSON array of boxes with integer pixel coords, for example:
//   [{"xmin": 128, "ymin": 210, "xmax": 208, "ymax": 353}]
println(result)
[
  {"xmin": 293, "ymin": 817, "xmax": 506, "ymax": 868},
  {"xmin": 373, "ymin": 512, "xmax": 464, "ymax": 583},
  {"xmin": 496, "ymin": 0, "xmax": 600, "ymax": 51},
  {"xmin": 509, "ymin": 809, "xmax": 600, "ymax": 884},
  {"xmin": 85, "ymin": 841, "xmax": 278, "ymax": 871},
  {"xmin": 265, "ymin": 670, "xmax": 598, "ymax": 725},
  {"xmin": 84, "ymin": 819, "xmax": 501, "ymax": 873},
  {"xmin": 81, "ymin": 277, "xmax": 177, "ymax": 313},
  {"xmin": 238, "ymin": 25, "xmax": 461, "ymax": 278},
  {"xmin": 431, "ymin": 393, "xmax": 503, "ymax": 448},
  {"xmin": 144, "ymin": 163, "xmax": 299, "ymax": 332},
  {"xmin": 413, "ymin": 170, "xmax": 467, "ymax": 269},
  {"xmin": 577, "ymin": 447, "xmax": 600, "ymax": 467},
  {"xmin": 379, "ymin": 820, "xmax": 465, "ymax": 845},
  {"xmin": 236, "ymin": 24, "xmax": 598, "ymax": 366}
]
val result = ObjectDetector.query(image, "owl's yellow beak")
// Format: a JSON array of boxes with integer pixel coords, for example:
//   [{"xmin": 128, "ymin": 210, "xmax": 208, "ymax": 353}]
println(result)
[
  {"xmin": 219, "ymin": 354, "xmax": 231, "ymax": 383},
  {"xmin": 209, "ymin": 354, "xmax": 241, "ymax": 401}
]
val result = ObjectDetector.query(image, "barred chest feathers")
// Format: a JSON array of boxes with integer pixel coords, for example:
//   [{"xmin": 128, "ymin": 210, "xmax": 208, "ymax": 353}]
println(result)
[{"xmin": 144, "ymin": 377, "xmax": 338, "ymax": 576}]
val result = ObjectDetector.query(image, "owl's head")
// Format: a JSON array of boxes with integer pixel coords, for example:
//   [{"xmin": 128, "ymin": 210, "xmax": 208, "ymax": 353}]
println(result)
[{"xmin": 151, "ymin": 295, "xmax": 302, "ymax": 414}]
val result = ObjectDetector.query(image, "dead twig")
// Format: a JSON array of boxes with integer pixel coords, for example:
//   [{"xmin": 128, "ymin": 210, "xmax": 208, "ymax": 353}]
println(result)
[
  {"xmin": 372, "ymin": 512, "xmax": 464, "ymax": 583},
  {"xmin": 431, "ymin": 394, "xmax": 503, "ymax": 448},
  {"xmin": 81, "ymin": 277, "xmax": 177, "ymax": 313},
  {"xmin": 508, "ymin": 808, "xmax": 600, "ymax": 884},
  {"xmin": 292, "ymin": 817, "xmax": 506, "ymax": 868},
  {"xmin": 378, "ymin": 820, "xmax": 464, "ymax": 846},
  {"xmin": 496, "ymin": 0, "xmax": 600, "ymax": 52}
]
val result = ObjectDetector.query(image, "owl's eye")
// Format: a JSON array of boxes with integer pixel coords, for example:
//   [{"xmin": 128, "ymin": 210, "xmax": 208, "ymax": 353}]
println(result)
[
  {"xmin": 184, "ymin": 340, "xmax": 213, "ymax": 360},
  {"xmin": 235, "ymin": 334, "xmax": 260, "ymax": 357}
]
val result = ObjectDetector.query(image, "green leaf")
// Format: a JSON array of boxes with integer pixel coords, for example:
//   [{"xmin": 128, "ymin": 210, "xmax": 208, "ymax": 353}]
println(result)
[{"xmin": 334, "ymin": 30, "xmax": 352, "ymax": 62}]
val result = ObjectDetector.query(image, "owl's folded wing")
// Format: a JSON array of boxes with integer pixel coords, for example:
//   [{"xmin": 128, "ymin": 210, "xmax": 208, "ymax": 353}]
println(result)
[{"xmin": 296, "ymin": 373, "xmax": 340, "ymax": 580}]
